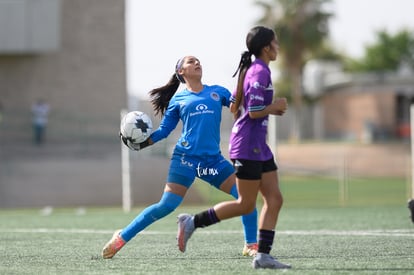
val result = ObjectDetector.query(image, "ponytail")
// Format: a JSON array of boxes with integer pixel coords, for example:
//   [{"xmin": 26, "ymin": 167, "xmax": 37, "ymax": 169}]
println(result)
[
  {"xmin": 232, "ymin": 51, "xmax": 252, "ymax": 119},
  {"xmin": 149, "ymin": 74, "xmax": 181, "ymax": 116}
]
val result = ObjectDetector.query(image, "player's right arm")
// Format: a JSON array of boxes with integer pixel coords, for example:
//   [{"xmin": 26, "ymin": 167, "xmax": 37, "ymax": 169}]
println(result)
[
  {"xmin": 120, "ymin": 133, "xmax": 153, "ymax": 151},
  {"xmin": 149, "ymin": 99, "xmax": 180, "ymax": 143}
]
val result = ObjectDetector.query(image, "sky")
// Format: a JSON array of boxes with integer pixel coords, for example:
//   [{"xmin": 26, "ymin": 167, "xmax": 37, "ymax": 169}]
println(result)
[{"xmin": 125, "ymin": 0, "xmax": 414, "ymax": 98}]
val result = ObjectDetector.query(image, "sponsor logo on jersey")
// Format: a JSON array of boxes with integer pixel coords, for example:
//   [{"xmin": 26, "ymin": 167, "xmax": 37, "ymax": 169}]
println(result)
[
  {"xmin": 190, "ymin": 104, "xmax": 214, "ymax": 116},
  {"xmin": 252, "ymin": 81, "xmax": 273, "ymax": 91},
  {"xmin": 195, "ymin": 104, "xmax": 208, "ymax": 111},
  {"xmin": 266, "ymin": 83, "xmax": 273, "ymax": 91},
  {"xmin": 250, "ymin": 94, "xmax": 264, "ymax": 102}
]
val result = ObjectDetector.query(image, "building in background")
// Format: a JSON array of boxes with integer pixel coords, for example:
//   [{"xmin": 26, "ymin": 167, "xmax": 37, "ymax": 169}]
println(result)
[
  {"xmin": 0, "ymin": 0, "xmax": 131, "ymax": 208},
  {"xmin": 0, "ymin": 0, "xmax": 127, "ymax": 145},
  {"xmin": 302, "ymin": 60, "xmax": 414, "ymax": 143}
]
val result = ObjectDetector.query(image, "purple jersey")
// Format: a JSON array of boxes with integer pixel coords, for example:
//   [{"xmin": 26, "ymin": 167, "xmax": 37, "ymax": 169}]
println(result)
[{"xmin": 229, "ymin": 58, "xmax": 274, "ymax": 161}]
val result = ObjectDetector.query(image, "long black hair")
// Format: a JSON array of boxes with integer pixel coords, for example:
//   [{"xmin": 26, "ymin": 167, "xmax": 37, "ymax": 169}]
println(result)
[
  {"xmin": 149, "ymin": 74, "xmax": 181, "ymax": 116},
  {"xmin": 232, "ymin": 26, "xmax": 275, "ymax": 118},
  {"xmin": 149, "ymin": 58, "xmax": 185, "ymax": 116}
]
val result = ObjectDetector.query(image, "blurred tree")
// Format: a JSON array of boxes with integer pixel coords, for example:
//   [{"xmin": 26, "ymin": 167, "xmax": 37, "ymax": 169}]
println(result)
[
  {"xmin": 255, "ymin": 0, "xmax": 333, "ymax": 142},
  {"xmin": 344, "ymin": 29, "xmax": 414, "ymax": 72}
]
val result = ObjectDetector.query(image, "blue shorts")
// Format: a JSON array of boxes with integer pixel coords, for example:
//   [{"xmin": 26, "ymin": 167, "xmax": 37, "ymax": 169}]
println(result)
[{"xmin": 167, "ymin": 152, "xmax": 235, "ymax": 189}]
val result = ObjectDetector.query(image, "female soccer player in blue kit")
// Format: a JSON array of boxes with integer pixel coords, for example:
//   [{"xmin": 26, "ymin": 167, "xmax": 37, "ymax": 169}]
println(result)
[
  {"xmin": 176, "ymin": 26, "xmax": 291, "ymax": 269},
  {"xmin": 102, "ymin": 56, "xmax": 258, "ymax": 259}
]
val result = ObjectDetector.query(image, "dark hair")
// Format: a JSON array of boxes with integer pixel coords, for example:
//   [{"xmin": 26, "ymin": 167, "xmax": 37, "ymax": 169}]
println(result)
[
  {"xmin": 246, "ymin": 26, "xmax": 275, "ymax": 56},
  {"xmin": 149, "ymin": 74, "xmax": 181, "ymax": 116},
  {"xmin": 232, "ymin": 26, "xmax": 275, "ymax": 118}
]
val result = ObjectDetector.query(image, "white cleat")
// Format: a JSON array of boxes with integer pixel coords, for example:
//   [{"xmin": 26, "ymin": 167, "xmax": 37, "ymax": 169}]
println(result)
[
  {"xmin": 252, "ymin": 252, "xmax": 291, "ymax": 269},
  {"xmin": 176, "ymin": 213, "xmax": 195, "ymax": 252}
]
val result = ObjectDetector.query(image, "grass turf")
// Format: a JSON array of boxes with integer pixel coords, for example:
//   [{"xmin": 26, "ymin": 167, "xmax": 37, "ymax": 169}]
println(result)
[
  {"xmin": 0, "ymin": 205, "xmax": 413, "ymax": 274},
  {"xmin": 197, "ymin": 174, "xmax": 410, "ymax": 207},
  {"xmin": 1, "ymin": 175, "xmax": 413, "ymax": 274}
]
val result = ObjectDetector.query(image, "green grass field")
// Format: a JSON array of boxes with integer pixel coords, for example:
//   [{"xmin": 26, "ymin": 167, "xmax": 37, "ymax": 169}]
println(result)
[{"xmin": 1, "ymin": 176, "xmax": 413, "ymax": 274}]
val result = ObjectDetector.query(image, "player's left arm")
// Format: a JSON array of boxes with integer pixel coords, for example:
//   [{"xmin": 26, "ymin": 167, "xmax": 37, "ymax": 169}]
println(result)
[
  {"xmin": 247, "ymin": 72, "xmax": 287, "ymax": 119},
  {"xmin": 218, "ymin": 86, "xmax": 232, "ymax": 108}
]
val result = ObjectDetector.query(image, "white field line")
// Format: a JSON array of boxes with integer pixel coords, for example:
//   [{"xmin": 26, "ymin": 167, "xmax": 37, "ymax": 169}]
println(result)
[{"xmin": 0, "ymin": 228, "xmax": 413, "ymax": 237}]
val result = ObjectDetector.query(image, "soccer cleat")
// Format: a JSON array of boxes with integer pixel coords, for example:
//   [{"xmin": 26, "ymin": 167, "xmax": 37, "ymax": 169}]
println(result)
[
  {"xmin": 102, "ymin": 229, "xmax": 126, "ymax": 259},
  {"xmin": 242, "ymin": 243, "xmax": 258, "ymax": 256},
  {"xmin": 408, "ymin": 199, "xmax": 414, "ymax": 223},
  {"xmin": 176, "ymin": 213, "xmax": 195, "ymax": 252},
  {"xmin": 252, "ymin": 253, "xmax": 291, "ymax": 269}
]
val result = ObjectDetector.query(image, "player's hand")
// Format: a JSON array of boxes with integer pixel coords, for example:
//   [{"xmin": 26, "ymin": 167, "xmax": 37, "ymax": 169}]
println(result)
[
  {"xmin": 269, "ymin": 98, "xmax": 288, "ymax": 116},
  {"xmin": 127, "ymin": 140, "xmax": 142, "ymax": 151},
  {"xmin": 119, "ymin": 132, "xmax": 141, "ymax": 151}
]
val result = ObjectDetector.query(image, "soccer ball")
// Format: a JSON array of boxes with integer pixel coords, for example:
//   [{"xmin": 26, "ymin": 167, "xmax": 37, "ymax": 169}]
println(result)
[{"xmin": 120, "ymin": 111, "xmax": 153, "ymax": 143}]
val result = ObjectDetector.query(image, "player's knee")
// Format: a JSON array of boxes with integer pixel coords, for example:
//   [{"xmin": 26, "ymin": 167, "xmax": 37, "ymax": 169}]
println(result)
[
  {"xmin": 159, "ymin": 191, "xmax": 183, "ymax": 212},
  {"xmin": 238, "ymin": 200, "xmax": 256, "ymax": 215},
  {"xmin": 150, "ymin": 197, "xmax": 181, "ymax": 220},
  {"xmin": 266, "ymin": 193, "xmax": 284, "ymax": 210}
]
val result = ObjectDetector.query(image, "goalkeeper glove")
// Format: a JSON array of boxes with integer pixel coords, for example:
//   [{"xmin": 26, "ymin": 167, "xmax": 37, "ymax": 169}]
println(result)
[{"xmin": 119, "ymin": 132, "xmax": 150, "ymax": 151}]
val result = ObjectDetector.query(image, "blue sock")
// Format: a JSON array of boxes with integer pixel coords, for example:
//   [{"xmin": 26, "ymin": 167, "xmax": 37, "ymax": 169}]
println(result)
[
  {"xmin": 230, "ymin": 184, "xmax": 258, "ymax": 244},
  {"xmin": 120, "ymin": 191, "xmax": 183, "ymax": 242}
]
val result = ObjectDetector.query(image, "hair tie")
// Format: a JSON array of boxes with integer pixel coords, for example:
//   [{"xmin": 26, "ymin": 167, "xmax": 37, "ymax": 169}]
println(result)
[{"xmin": 175, "ymin": 57, "xmax": 185, "ymax": 83}]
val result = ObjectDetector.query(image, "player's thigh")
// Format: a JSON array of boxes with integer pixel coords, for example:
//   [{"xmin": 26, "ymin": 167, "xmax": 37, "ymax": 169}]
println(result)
[
  {"xmin": 205, "ymin": 155, "xmax": 235, "ymax": 194},
  {"xmin": 259, "ymin": 170, "xmax": 282, "ymax": 201},
  {"xmin": 164, "ymin": 182, "xmax": 189, "ymax": 197},
  {"xmin": 218, "ymin": 173, "xmax": 236, "ymax": 194},
  {"xmin": 237, "ymin": 178, "xmax": 260, "ymax": 206}
]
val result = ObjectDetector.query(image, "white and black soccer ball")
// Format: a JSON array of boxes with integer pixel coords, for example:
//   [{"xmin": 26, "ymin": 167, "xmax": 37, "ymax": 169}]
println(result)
[{"xmin": 120, "ymin": 111, "xmax": 153, "ymax": 144}]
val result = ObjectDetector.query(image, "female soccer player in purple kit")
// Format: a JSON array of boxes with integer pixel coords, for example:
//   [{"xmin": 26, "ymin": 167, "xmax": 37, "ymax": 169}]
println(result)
[{"xmin": 177, "ymin": 26, "xmax": 291, "ymax": 269}]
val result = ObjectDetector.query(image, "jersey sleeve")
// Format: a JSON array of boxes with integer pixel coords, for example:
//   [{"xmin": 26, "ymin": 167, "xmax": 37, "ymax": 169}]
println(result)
[
  {"xmin": 246, "ymin": 70, "xmax": 269, "ymax": 112},
  {"xmin": 220, "ymin": 86, "xmax": 231, "ymax": 107},
  {"xmin": 149, "ymin": 97, "xmax": 180, "ymax": 143},
  {"xmin": 229, "ymin": 85, "xmax": 238, "ymax": 104}
]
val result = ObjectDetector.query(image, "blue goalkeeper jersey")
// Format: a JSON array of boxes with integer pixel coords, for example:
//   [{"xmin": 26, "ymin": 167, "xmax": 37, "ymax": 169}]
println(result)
[{"xmin": 150, "ymin": 84, "xmax": 231, "ymax": 156}]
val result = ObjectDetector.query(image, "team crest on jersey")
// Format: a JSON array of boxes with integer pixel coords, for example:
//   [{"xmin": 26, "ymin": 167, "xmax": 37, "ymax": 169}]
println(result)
[{"xmin": 210, "ymin": 92, "xmax": 220, "ymax": 101}]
